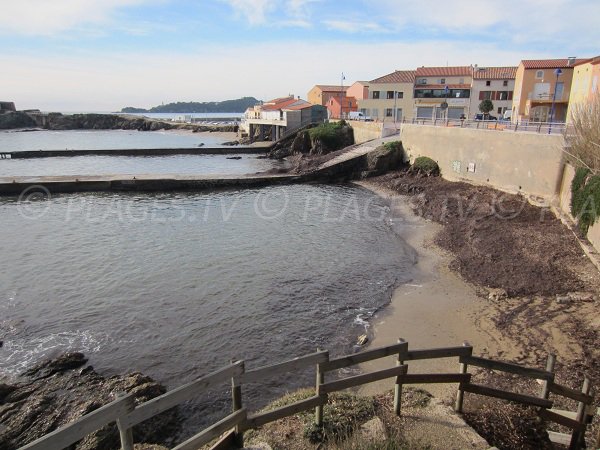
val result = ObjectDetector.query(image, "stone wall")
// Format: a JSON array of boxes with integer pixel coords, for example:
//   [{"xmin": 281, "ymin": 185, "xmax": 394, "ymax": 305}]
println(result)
[
  {"xmin": 399, "ymin": 124, "xmax": 565, "ymax": 200},
  {"xmin": 347, "ymin": 121, "xmax": 384, "ymax": 144},
  {"xmin": 558, "ymin": 163, "xmax": 600, "ymax": 253}
]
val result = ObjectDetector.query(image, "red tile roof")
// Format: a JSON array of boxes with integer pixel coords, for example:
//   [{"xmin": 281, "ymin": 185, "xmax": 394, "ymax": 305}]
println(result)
[
  {"xmin": 262, "ymin": 97, "xmax": 298, "ymax": 111},
  {"xmin": 369, "ymin": 70, "xmax": 415, "ymax": 84},
  {"xmin": 415, "ymin": 66, "xmax": 472, "ymax": 77},
  {"xmin": 574, "ymin": 56, "xmax": 600, "ymax": 66},
  {"xmin": 521, "ymin": 59, "xmax": 588, "ymax": 69},
  {"xmin": 473, "ymin": 66, "xmax": 517, "ymax": 79},
  {"xmin": 315, "ymin": 85, "xmax": 349, "ymax": 92},
  {"xmin": 285, "ymin": 100, "xmax": 315, "ymax": 110}
]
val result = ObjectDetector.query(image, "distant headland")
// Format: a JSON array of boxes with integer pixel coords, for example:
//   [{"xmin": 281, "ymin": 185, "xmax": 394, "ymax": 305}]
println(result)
[{"xmin": 121, "ymin": 97, "xmax": 260, "ymax": 114}]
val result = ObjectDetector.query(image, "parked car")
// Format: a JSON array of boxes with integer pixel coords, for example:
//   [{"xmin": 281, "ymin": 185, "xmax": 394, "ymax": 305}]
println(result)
[
  {"xmin": 348, "ymin": 111, "xmax": 372, "ymax": 121},
  {"xmin": 474, "ymin": 113, "xmax": 497, "ymax": 121}
]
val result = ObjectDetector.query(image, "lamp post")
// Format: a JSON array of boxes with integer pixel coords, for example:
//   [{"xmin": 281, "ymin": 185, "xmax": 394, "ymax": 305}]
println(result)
[
  {"xmin": 393, "ymin": 90, "xmax": 398, "ymax": 126},
  {"xmin": 549, "ymin": 68, "xmax": 563, "ymax": 123},
  {"xmin": 549, "ymin": 68, "xmax": 563, "ymax": 134}
]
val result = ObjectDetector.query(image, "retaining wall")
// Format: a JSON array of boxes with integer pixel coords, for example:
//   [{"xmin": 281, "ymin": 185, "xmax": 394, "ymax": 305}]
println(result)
[
  {"xmin": 348, "ymin": 121, "xmax": 384, "ymax": 144},
  {"xmin": 400, "ymin": 124, "xmax": 565, "ymax": 200}
]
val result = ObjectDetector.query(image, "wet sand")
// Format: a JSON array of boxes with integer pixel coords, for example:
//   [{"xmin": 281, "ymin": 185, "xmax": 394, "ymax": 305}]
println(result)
[{"xmin": 354, "ymin": 181, "xmax": 515, "ymax": 400}]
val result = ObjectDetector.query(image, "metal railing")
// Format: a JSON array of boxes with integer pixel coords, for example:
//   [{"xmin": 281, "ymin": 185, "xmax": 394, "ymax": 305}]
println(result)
[{"xmin": 408, "ymin": 117, "xmax": 568, "ymax": 135}]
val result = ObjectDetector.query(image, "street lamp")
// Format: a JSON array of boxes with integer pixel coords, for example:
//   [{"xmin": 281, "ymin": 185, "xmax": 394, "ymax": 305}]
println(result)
[
  {"xmin": 393, "ymin": 90, "xmax": 398, "ymax": 125},
  {"xmin": 549, "ymin": 68, "xmax": 563, "ymax": 123}
]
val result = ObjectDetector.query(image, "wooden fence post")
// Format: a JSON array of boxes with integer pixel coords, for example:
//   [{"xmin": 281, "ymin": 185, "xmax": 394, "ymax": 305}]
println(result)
[
  {"xmin": 393, "ymin": 338, "xmax": 407, "ymax": 416},
  {"xmin": 231, "ymin": 360, "xmax": 245, "ymax": 448},
  {"xmin": 315, "ymin": 348, "xmax": 325, "ymax": 427},
  {"xmin": 540, "ymin": 354, "xmax": 556, "ymax": 400},
  {"xmin": 569, "ymin": 376, "xmax": 591, "ymax": 450},
  {"xmin": 116, "ymin": 393, "xmax": 135, "ymax": 450},
  {"xmin": 454, "ymin": 341, "xmax": 471, "ymax": 413}
]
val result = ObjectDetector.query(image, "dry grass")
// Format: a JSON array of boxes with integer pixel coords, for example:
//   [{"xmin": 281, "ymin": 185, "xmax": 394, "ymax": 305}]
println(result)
[{"xmin": 567, "ymin": 92, "xmax": 600, "ymax": 173}]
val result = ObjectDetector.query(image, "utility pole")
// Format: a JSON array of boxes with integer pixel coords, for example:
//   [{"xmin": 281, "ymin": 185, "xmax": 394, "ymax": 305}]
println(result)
[{"xmin": 340, "ymin": 72, "xmax": 345, "ymax": 119}]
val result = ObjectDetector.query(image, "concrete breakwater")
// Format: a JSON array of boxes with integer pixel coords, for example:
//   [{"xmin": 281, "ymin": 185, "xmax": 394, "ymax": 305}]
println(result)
[
  {"xmin": 1, "ymin": 146, "xmax": 269, "ymax": 159},
  {"xmin": 0, "ymin": 136, "xmax": 402, "ymax": 195}
]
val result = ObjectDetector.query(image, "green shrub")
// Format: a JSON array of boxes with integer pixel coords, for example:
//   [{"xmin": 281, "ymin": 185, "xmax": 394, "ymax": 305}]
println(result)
[
  {"xmin": 383, "ymin": 141, "xmax": 402, "ymax": 153},
  {"xmin": 411, "ymin": 156, "xmax": 440, "ymax": 176},
  {"xmin": 571, "ymin": 167, "xmax": 600, "ymax": 234},
  {"xmin": 308, "ymin": 121, "xmax": 351, "ymax": 151}
]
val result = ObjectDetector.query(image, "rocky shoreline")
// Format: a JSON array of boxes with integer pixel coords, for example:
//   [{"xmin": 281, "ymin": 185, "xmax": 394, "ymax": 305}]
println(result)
[
  {"xmin": 0, "ymin": 111, "xmax": 238, "ymax": 133},
  {"xmin": 0, "ymin": 353, "xmax": 180, "ymax": 449}
]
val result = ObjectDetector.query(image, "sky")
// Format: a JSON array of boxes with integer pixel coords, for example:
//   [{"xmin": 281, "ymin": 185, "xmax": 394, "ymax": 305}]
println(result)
[{"xmin": 1, "ymin": 0, "xmax": 598, "ymax": 111}]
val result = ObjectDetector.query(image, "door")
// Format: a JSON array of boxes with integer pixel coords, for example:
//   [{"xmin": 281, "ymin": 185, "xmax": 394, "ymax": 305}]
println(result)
[
  {"xmin": 417, "ymin": 106, "xmax": 433, "ymax": 119},
  {"xmin": 395, "ymin": 108, "xmax": 402, "ymax": 122},
  {"xmin": 447, "ymin": 107, "xmax": 464, "ymax": 119}
]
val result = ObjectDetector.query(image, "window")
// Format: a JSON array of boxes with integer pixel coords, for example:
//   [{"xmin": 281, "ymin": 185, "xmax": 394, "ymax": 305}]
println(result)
[
  {"xmin": 440, "ymin": 78, "xmax": 446, "ymax": 84},
  {"xmin": 385, "ymin": 108, "xmax": 393, "ymax": 117},
  {"xmin": 397, "ymin": 92, "xmax": 404, "ymax": 99},
  {"xmin": 387, "ymin": 91, "xmax": 395, "ymax": 99},
  {"xmin": 486, "ymin": 80, "xmax": 491, "ymax": 86},
  {"xmin": 497, "ymin": 91, "xmax": 509, "ymax": 100},
  {"xmin": 536, "ymin": 70, "xmax": 544, "ymax": 79},
  {"xmin": 417, "ymin": 78, "xmax": 427, "ymax": 85},
  {"xmin": 498, "ymin": 107, "xmax": 502, "ymax": 114},
  {"xmin": 372, "ymin": 91, "xmax": 380, "ymax": 99},
  {"xmin": 503, "ymin": 80, "xmax": 509, "ymax": 86},
  {"xmin": 479, "ymin": 91, "xmax": 492, "ymax": 100}
]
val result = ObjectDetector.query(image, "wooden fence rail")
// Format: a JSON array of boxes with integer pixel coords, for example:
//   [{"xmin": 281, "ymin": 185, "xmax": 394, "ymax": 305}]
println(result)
[{"xmin": 16, "ymin": 340, "xmax": 597, "ymax": 450}]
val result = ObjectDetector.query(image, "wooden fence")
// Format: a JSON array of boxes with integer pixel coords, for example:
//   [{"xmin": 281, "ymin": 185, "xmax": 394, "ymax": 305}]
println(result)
[{"xmin": 18, "ymin": 340, "xmax": 598, "ymax": 450}]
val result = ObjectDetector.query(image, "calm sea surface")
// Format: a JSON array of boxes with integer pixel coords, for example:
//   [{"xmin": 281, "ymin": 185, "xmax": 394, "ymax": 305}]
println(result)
[
  {"xmin": 0, "ymin": 129, "xmax": 279, "ymax": 177},
  {"xmin": 0, "ymin": 131, "xmax": 416, "ymax": 436}
]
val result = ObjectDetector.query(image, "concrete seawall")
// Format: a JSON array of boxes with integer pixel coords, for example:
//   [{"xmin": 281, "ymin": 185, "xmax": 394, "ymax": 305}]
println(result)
[{"xmin": 399, "ymin": 123, "xmax": 565, "ymax": 200}]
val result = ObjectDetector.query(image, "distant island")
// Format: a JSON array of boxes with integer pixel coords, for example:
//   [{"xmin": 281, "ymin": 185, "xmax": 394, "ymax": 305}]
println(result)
[{"xmin": 121, "ymin": 97, "xmax": 260, "ymax": 114}]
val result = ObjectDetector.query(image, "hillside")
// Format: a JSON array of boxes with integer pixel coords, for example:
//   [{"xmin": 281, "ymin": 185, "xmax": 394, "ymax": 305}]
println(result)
[{"xmin": 121, "ymin": 97, "xmax": 260, "ymax": 114}]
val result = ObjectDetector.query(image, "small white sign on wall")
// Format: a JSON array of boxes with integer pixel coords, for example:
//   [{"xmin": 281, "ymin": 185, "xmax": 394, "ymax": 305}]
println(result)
[
  {"xmin": 452, "ymin": 160, "xmax": 461, "ymax": 173},
  {"xmin": 467, "ymin": 162, "xmax": 476, "ymax": 173}
]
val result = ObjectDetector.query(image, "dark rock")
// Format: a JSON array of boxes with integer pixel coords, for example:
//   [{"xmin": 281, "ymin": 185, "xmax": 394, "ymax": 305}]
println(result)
[
  {"xmin": 364, "ymin": 142, "xmax": 403, "ymax": 174},
  {"xmin": 0, "ymin": 112, "xmax": 36, "ymax": 130},
  {"xmin": 0, "ymin": 353, "xmax": 180, "ymax": 450},
  {"xmin": 226, "ymin": 156, "xmax": 242, "ymax": 160},
  {"xmin": 290, "ymin": 131, "xmax": 311, "ymax": 154},
  {"xmin": 221, "ymin": 141, "xmax": 240, "ymax": 146}
]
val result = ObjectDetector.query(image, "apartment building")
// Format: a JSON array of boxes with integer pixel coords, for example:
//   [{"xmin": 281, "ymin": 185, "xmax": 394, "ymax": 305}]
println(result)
[
  {"xmin": 307, "ymin": 85, "xmax": 349, "ymax": 106},
  {"xmin": 512, "ymin": 58, "xmax": 586, "ymax": 123},
  {"xmin": 413, "ymin": 66, "xmax": 473, "ymax": 120},
  {"xmin": 469, "ymin": 66, "xmax": 517, "ymax": 118},
  {"xmin": 356, "ymin": 70, "xmax": 415, "ymax": 121}
]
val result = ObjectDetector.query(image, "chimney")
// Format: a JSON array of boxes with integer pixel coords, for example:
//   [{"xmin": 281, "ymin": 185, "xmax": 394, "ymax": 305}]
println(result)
[{"xmin": 567, "ymin": 56, "xmax": 577, "ymax": 66}]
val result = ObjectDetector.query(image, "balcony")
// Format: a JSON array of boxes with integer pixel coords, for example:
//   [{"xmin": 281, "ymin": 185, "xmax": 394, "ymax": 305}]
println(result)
[{"xmin": 527, "ymin": 92, "xmax": 568, "ymax": 103}]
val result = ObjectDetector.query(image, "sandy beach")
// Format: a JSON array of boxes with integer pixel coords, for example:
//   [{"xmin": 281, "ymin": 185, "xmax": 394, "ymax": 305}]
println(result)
[
  {"xmin": 353, "ymin": 174, "xmax": 600, "ymax": 407},
  {"xmin": 354, "ymin": 181, "xmax": 513, "ymax": 400}
]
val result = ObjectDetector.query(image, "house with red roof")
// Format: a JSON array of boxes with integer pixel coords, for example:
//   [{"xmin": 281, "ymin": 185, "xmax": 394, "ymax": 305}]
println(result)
[
  {"xmin": 355, "ymin": 70, "xmax": 416, "ymax": 122},
  {"xmin": 241, "ymin": 96, "xmax": 327, "ymax": 142},
  {"xmin": 326, "ymin": 96, "xmax": 357, "ymax": 119},
  {"xmin": 413, "ymin": 66, "xmax": 473, "ymax": 120},
  {"xmin": 512, "ymin": 58, "xmax": 587, "ymax": 123},
  {"xmin": 566, "ymin": 56, "xmax": 600, "ymax": 123},
  {"xmin": 469, "ymin": 66, "xmax": 517, "ymax": 119},
  {"xmin": 307, "ymin": 85, "xmax": 349, "ymax": 106}
]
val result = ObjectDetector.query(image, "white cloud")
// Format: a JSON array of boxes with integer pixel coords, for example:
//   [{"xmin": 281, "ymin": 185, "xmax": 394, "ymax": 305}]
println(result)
[
  {"xmin": 0, "ymin": 0, "xmax": 152, "ymax": 36},
  {"xmin": 221, "ymin": 0, "xmax": 317, "ymax": 26},
  {"xmin": 220, "ymin": 0, "xmax": 276, "ymax": 25},
  {"xmin": 323, "ymin": 20, "xmax": 384, "ymax": 33},
  {"xmin": 375, "ymin": 0, "xmax": 600, "ymax": 49},
  {"xmin": 1, "ymin": 40, "xmax": 550, "ymax": 111}
]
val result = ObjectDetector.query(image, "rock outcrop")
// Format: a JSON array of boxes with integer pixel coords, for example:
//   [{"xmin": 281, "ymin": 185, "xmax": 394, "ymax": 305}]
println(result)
[
  {"xmin": 0, "ymin": 112, "xmax": 37, "ymax": 130},
  {"xmin": 39, "ymin": 113, "xmax": 237, "ymax": 133},
  {"xmin": 268, "ymin": 122, "xmax": 354, "ymax": 159},
  {"xmin": 0, "ymin": 353, "xmax": 180, "ymax": 450}
]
